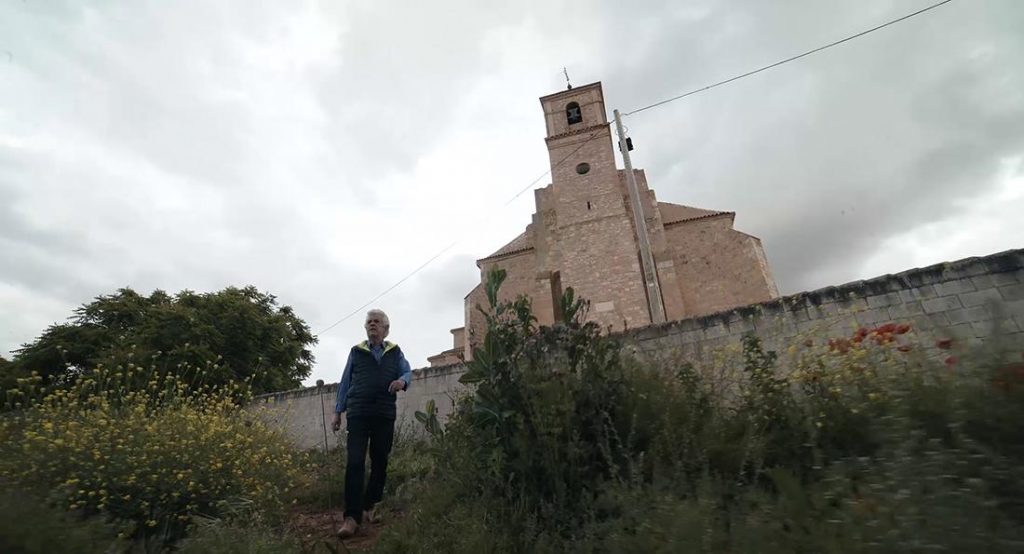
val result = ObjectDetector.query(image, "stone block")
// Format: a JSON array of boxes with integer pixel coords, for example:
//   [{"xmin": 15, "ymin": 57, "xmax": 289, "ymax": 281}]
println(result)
[
  {"xmin": 795, "ymin": 319, "xmax": 821, "ymax": 334},
  {"xmin": 867, "ymin": 293, "xmax": 902, "ymax": 309},
  {"xmin": 922, "ymin": 296, "xmax": 962, "ymax": 314},
  {"xmin": 970, "ymin": 322, "xmax": 1001, "ymax": 338},
  {"xmin": 975, "ymin": 318, "xmax": 1020, "ymax": 336},
  {"xmin": 816, "ymin": 302, "xmax": 844, "ymax": 318},
  {"xmin": 959, "ymin": 288, "xmax": 1005, "ymax": 308},
  {"xmin": 887, "ymin": 301, "xmax": 923, "ymax": 319},
  {"xmin": 911, "ymin": 312, "xmax": 949, "ymax": 331},
  {"xmin": 856, "ymin": 308, "xmax": 891, "ymax": 326},
  {"xmin": 934, "ymin": 278, "xmax": 977, "ymax": 296},
  {"xmin": 792, "ymin": 307, "xmax": 811, "ymax": 322},
  {"xmin": 947, "ymin": 323, "xmax": 975, "ymax": 339},
  {"xmin": 899, "ymin": 285, "xmax": 938, "ymax": 302},
  {"xmin": 835, "ymin": 295, "xmax": 869, "ymax": 311},
  {"xmin": 1002, "ymin": 300, "xmax": 1024, "ymax": 323},
  {"xmin": 993, "ymin": 271, "xmax": 1022, "ymax": 286},
  {"xmin": 946, "ymin": 306, "xmax": 991, "ymax": 325},
  {"xmin": 726, "ymin": 318, "xmax": 755, "ymax": 334},
  {"xmin": 970, "ymin": 274, "xmax": 995, "ymax": 290},
  {"xmin": 703, "ymin": 325, "xmax": 728, "ymax": 340},
  {"xmin": 679, "ymin": 330, "xmax": 701, "ymax": 344},
  {"xmin": 999, "ymin": 283, "xmax": 1024, "ymax": 302}
]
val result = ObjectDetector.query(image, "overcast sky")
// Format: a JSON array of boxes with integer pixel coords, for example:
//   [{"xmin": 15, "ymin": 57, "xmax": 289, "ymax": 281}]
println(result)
[{"xmin": 2, "ymin": 0, "xmax": 1022, "ymax": 386}]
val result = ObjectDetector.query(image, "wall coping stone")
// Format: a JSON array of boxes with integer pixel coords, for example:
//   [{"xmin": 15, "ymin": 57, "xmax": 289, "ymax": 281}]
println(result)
[
  {"xmin": 621, "ymin": 248, "xmax": 1023, "ymax": 342},
  {"xmin": 259, "ymin": 249, "xmax": 1022, "ymax": 403}
]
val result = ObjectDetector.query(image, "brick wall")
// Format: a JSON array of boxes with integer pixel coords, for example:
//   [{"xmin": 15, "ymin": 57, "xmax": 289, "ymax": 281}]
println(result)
[{"xmin": 254, "ymin": 248, "xmax": 1023, "ymax": 450}]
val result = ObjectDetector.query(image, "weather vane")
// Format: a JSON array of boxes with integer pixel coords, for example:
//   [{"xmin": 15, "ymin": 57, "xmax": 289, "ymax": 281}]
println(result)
[{"xmin": 563, "ymin": 67, "xmax": 572, "ymax": 90}]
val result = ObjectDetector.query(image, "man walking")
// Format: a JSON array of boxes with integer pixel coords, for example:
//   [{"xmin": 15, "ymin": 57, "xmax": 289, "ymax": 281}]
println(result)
[{"xmin": 331, "ymin": 308, "xmax": 412, "ymax": 538}]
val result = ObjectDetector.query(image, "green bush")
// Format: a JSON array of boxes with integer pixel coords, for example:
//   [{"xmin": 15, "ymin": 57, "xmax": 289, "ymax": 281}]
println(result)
[
  {"xmin": 175, "ymin": 519, "xmax": 303, "ymax": 554},
  {"xmin": 0, "ymin": 490, "xmax": 119, "ymax": 554},
  {"xmin": 0, "ymin": 366, "xmax": 304, "ymax": 548},
  {"xmin": 377, "ymin": 269, "xmax": 1024, "ymax": 553}
]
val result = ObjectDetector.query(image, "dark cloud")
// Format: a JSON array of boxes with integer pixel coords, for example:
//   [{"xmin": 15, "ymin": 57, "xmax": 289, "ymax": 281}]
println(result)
[{"xmin": 597, "ymin": 0, "xmax": 1024, "ymax": 292}]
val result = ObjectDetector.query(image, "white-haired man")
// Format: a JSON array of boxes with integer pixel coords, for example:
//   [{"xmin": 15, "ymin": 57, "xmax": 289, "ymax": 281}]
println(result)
[{"xmin": 331, "ymin": 308, "xmax": 412, "ymax": 538}]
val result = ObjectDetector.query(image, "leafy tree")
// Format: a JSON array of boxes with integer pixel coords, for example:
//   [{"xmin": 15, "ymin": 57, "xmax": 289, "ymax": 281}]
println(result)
[
  {"xmin": 0, "ymin": 355, "xmax": 11, "ymax": 394},
  {"xmin": 4, "ymin": 286, "xmax": 315, "ymax": 395}
]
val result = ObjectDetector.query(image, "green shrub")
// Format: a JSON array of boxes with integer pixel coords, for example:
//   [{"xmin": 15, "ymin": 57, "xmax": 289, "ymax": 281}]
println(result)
[
  {"xmin": 0, "ymin": 366, "xmax": 304, "ymax": 548},
  {"xmin": 377, "ymin": 269, "xmax": 1024, "ymax": 553},
  {"xmin": 176, "ymin": 519, "xmax": 303, "ymax": 554},
  {"xmin": 0, "ymin": 490, "xmax": 119, "ymax": 554}
]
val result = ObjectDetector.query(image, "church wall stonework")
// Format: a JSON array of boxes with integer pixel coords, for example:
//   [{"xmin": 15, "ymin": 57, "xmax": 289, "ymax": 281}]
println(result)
[
  {"xmin": 251, "ymin": 362, "xmax": 470, "ymax": 451},
  {"xmin": 255, "ymin": 249, "xmax": 1024, "ymax": 450},
  {"xmin": 435, "ymin": 81, "xmax": 781, "ymax": 364},
  {"xmin": 664, "ymin": 216, "xmax": 779, "ymax": 318}
]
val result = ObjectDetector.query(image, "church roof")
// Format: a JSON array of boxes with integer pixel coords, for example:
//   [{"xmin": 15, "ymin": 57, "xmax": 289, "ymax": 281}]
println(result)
[
  {"xmin": 658, "ymin": 202, "xmax": 733, "ymax": 226},
  {"xmin": 479, "ymin": 228, "xmax": 534, "ymax": 262}
]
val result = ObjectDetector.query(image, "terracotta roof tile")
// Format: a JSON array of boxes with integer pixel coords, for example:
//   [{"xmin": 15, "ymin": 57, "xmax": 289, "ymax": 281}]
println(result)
[
  {"xmin": 480, "ymin": 229, "xmax": 534, "ymax": 261},
  {"xmin": 657, "ymin": 202, "xmax": 728, "ymax": 224}
]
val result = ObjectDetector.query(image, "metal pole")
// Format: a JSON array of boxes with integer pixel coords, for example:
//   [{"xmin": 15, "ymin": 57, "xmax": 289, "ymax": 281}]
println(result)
[
  {"xmin": 316, "ymin": 380, "xmax": 338, "ymax": 524},
  {"xmin": 614, "ymin": 109, "xmax": 666, "ymax": 325}
]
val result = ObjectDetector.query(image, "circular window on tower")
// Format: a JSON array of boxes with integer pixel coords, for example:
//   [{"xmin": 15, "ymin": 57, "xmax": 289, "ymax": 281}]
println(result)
[{"xmin": 575, "ymin": 162, "xmax": 591, "ymax": 175}]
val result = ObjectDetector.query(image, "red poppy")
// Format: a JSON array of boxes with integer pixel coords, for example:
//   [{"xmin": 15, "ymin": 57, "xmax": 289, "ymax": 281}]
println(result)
[
  {"xmin": 944, "ymin": 356, "xmax": 958, "ymax": 366},
  {"xmin": 894, "ymin": 324, "xmax": 911, "ymax": 335},
  {"xmin": 897, "ymin": 345, "xmax": 913, "ymax": 353},
  {"xmin": 876, "ymin": 323, "xmax": 898, "ymax": 335},
  {"xmin": 936, "ymin": 338, "xmax": 954, "ymax": 350},
  {"xmin": 1000, "ymin": 363, "xmax": 1024, "ymax": 379},
  {"xmin": 828, "ymin": 338, "xmax": 851, "ymax": 354}
]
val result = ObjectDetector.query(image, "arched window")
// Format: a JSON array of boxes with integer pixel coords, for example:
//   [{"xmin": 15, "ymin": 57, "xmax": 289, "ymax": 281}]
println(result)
[{"xmin": 566, "ymin": 102, "xmax": 582, "ymax": 125}]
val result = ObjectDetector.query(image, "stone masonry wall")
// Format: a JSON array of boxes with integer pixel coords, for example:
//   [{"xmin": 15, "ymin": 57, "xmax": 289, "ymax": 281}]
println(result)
[
  {"xmin": 624, "ymin": 248, "xmax": 1024, "ymax": 362},
  {"xmin": 663, "ymin": 216, "xmax": 780, "ymax": 319},
  {"xmin": 254, "ymin": 249, "xmax": 1023, "ymax": 450},
  {"xmin": 250, "ymin": 363, "xmax": 467, "ymax": 451}
]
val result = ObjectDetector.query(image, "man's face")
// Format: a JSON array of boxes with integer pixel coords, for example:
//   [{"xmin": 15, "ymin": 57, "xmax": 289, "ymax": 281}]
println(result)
[{"xmin": 365, "ymin": 315, "xmax": 386, "ymax": 343}]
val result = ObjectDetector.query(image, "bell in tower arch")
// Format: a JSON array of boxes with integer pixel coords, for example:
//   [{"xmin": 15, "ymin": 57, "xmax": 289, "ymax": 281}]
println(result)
[{"xmin": 566, "ymin": 102, "xmax": 582, "ymax": 125}]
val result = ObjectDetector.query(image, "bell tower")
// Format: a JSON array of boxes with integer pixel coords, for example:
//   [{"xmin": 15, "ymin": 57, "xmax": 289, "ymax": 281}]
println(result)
[
  {"xmin": 531, "ymin": 82, "xmax": 655, "ymax": 331},
  {"xmin": 539, "ymin": 82, "xmax": 619, "ymax": 201}
]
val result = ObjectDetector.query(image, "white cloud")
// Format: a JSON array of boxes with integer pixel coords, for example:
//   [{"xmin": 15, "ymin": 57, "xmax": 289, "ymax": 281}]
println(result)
[{"xmin": 860, "ymin": 157, "xmax": 1024, "ymax": 278}]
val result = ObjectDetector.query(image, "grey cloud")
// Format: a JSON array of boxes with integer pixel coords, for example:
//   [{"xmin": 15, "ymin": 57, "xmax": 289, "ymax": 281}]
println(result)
[
  {"xmin": 2, "ymin": 0, "xmax": 1022, "ymax": 378},
  {"xmin": 596, "ymin": 0, "xmax": 1024, "ymax": 293}
]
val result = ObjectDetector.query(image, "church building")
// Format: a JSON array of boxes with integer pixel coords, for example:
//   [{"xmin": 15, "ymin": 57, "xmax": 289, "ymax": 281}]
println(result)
[{"xmin": 429, "ymin": 81, "xmax": 779, "ymax": 366}]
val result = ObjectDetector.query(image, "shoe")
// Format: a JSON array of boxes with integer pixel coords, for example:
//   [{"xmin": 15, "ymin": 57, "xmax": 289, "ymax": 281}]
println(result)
[
  {"xmin": 337, "ymin": 516, "xmax": 358, "ymax": 538},
  {"xmin": 363, "ymin": 508, "xmax": 381, "ymax": 524}
]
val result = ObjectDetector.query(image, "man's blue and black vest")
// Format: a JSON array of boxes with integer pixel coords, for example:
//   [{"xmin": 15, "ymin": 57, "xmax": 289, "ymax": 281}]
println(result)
[{"xmin": 345, "ymin": 341, "xmax": 403, "ymax": 420}]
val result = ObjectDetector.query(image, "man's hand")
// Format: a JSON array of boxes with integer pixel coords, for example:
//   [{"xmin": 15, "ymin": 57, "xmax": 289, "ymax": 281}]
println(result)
[
  {"xmin": 331, "ymin": 413, "xmax": 342, "ymax": 432},
  {"xmin": 388, "ymin": 379, "xmax": 406, "ymax": 393}
]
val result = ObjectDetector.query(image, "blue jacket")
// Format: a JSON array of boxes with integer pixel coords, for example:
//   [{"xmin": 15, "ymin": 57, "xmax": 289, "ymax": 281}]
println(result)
[{"xmin": 335, "ymin": 340, "xmax": 412, "ymax": 418}]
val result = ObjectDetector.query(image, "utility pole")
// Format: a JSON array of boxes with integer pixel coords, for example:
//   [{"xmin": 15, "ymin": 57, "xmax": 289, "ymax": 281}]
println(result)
[{"xmin": 614, "ymin": 109, "xmax": 666, "ymax": 325}]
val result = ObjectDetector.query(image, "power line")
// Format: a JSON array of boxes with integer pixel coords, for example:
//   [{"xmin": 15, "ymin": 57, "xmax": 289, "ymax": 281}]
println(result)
[
  {"xmin": 313, "ymin": 0, "xmax": 957, "ymax": 337},
  {"xmin": 624, "ymin": 0, "xmax": 955, "ymax": 116},
  {"xmin": 315, "ymin": 240, "xmax": 460, "ymax": 337},
  {"xmin": 314, "ymin": 129, "xmax": 605, "ymax": 336},
  {"xmin": 503, "ymin": 130, "xmax": 604, "ymax": 206}
]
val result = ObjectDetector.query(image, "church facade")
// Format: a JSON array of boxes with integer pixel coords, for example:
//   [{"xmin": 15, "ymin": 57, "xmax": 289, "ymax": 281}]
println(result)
[{"xmin": 429, "ymin": 82, "xmax": 779, "ymax": 367}]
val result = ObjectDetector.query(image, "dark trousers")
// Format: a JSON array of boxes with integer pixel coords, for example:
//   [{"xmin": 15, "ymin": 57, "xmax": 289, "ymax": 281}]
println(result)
[{"xmin": 344, "ymin": 415, "xmax": 395, "ymax": 523}]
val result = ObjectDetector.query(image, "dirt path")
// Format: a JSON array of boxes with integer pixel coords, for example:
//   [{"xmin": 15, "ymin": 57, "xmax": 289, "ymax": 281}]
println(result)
[{"xmin": 288, "ymin": 507, "xmax": 388, "ymax": 552}]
